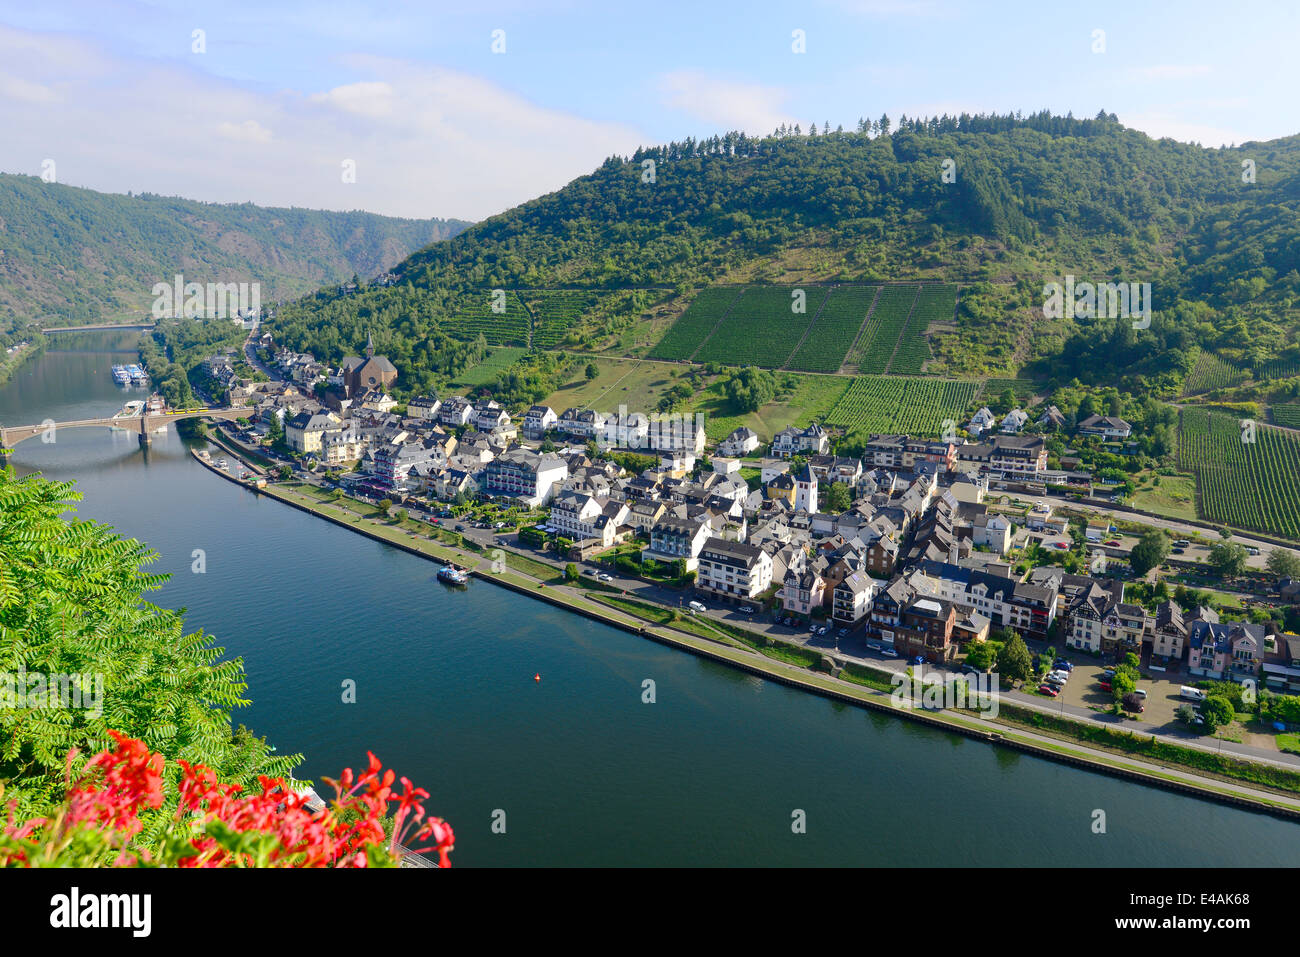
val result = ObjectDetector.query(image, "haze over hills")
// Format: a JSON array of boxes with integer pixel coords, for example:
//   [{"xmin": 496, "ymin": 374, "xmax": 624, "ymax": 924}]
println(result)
[
  {"xmin": 267, "ymin": 112, "xmax": 1300, "ymax": 395},
  {"xmin": 0, "ymin": 173, "xmax": 472, "ymax": 328}
]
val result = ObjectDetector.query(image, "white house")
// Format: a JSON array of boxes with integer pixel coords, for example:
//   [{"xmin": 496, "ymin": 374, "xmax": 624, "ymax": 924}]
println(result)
[
  {"xmin": 999, "ymin": 409, "xmax": 1029, "ymax": 434},
  {"xmin": 968, "ymin": 407, "xmax": 996, "ymax": 436},
  {"xmin": 696, "ymin": 538, "xmax": 773, "ymax": 601},
  {"xmin": 718, "ymin": 426, "xmax": 760, "ymax": 457},
  {"xmin": 523, "ymin": 405, "xmax": 558, "ymax": 439}
]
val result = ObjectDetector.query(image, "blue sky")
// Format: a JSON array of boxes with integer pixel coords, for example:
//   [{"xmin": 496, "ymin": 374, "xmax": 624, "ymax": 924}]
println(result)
[{"xmin": 2, "ymin": 0, "xmax": 1296, "ymax": 220}]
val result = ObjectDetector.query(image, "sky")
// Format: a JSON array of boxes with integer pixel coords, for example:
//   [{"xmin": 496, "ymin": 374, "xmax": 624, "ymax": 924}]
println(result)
[{"xmin": 1, "ymin": 0, "xmax": 1297, "ymax": 222}]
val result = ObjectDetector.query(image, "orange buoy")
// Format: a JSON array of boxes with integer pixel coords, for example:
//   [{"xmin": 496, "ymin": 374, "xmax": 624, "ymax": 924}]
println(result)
[{"xmin": 534, "ymin": 674, "xmax": 541, "ymax": 682}]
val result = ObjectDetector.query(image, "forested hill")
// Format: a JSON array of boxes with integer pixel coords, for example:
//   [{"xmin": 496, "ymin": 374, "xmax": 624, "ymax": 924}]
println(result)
[
  {"xmin": 268, "ymin": 111, "xmax": 1300, "ymax": 390},
  {"xmin": 0, "ymin": 173, "xmax": 471, "ymax": 329}
]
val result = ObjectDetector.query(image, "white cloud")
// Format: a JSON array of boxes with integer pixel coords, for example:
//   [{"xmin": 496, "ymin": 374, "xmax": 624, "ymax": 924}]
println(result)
[
  {"xmin": 1130, "ymin": 64, "xmax": 1212, "ymax": 81},
  {"xmin": 0, "ymin": 72, "xmax": 59, "ymax": 103},
  {"xmin": 658, "ymin": 71, "xmax": 794, "ymax": 136},
  {"xmin": 217, "ymin": 119, "xmax": 274, "ymax": 144},
  {"xmin": 0, "ymin": 26, "xmax": 645, "ymax": 221}
]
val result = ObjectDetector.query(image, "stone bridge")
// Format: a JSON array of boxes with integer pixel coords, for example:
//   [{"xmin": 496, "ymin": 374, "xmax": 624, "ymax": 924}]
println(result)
[{"xmin": 0, "ymin": 407, "xmax": 254, "ymax": 448}]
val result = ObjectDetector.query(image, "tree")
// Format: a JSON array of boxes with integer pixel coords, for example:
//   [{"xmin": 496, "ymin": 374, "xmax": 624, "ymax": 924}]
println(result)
[
  {"xmin": 1176, "ymin": 703, "xmax": 1200, "ymax": 728},
  {"xmin": 1111, "ymin": 670, "xmax": 1136, "ymax": 702},
  {"xmin": 266, "ymin": 411, "xmax": 284, "ymax": 447},
  {"xmin": 1121, "ymin": 692, "xmax": 1144, "ymax": 713},
  {"xmin": 564, "ymin": 563, "xmax": 579, "ymax": 582},
  {"xmin": 822, "ymin": 482, "xmax": 851, "ymax": 513},
  {"xmin": 0, "ymin": 466, "xmax": 300, "ymax": 817},
  {"xmin": 1201, "ymin": 695, "xmax": 1235, "ymax": 732},
  {"xmin": 585, "ymin": 362, "xmax": 599, "ymax": 381},
  {"xmin": 1129, "ymin": 527, "xmax": 1170, "ymax": 576},
  {"xmin": 1267, "ymin": 548, "xmax": 1300, "ymax": 580},
  {"xmin": 378, "ymin": 498, "xmax": 393, "ymax": 516},
  {"xmin": 996, "ymin": 632, "xmax": 1032, "ymax": 680},
  {"xmin": 277, "ymin": 464, "xmax": 292, "ymax": 481},
  {"xmin": 1207, "ymin": 542, "xmax": 1249, "ymax": 578}
]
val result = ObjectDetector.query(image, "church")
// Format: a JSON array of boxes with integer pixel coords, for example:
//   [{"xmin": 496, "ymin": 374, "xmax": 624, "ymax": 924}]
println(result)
[{"xmin": 340, "ymin": 332, "xmax": 398, "ymax": 398}]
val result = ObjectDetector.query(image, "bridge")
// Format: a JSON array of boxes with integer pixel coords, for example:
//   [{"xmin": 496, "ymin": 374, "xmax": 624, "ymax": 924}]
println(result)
[
  {"xmin": 0, "ymin": 406, "xmax": 254, "ymax": 448},
  {"xmin": 41, "ymin": 322, "xmax": 157, "ymax": 334}
]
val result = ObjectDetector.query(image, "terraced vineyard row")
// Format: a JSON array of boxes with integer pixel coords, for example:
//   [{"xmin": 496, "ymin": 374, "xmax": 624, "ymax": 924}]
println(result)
[
  {"xmin": 443, "ymin": 291, "xmax": 530, "ymax": 346},
  {"xmin": 825, "ymin": 375, "xmax": 979, "ymax": 438},
  {"xmin": 520, "ymin": 289, "xmax": 607, "ymax": 348},
  {"xmin": 854, "ymin": 285, "xmax": 918, "ymax": 374},
  {"xmin": 1179, "ymin": 407, "xmax": 1300, "ymax": 540},
  {"xmin": 1272, "ymin": 402, "xmax": 1300, "ymax": 430},
  {"xmin": 693, "ymin": 286, "xmax": 827, "ymax": 368},
  {"xmin": 1182, "ymin": 351, "xmax": 1246, "ymax": 395},
  {"xmin": 649, "ymin": 287, "xmax": 743, "ymax": 360},
  {"xmin": 1257, "ymin": 357, "xmax": 1300, "ymax": 381},
  {"xmin": 786, "ymin": 285, "xmax": 880, "ymax": 373},
  {"xmin": 889, "ymin": 284, "xmax": 954, "ymax": 374}
]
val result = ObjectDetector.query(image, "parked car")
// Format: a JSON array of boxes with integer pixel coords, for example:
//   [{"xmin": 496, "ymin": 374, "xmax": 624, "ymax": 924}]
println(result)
[
  {"xmin": 688, "ymin": 600, "xmax": 706, "ymax": 613},
  {"xmin": 1048, "ymin": 669, "xmax": 1070, "ymax": 682},
  {"xmin": 911, "ymin": 655, "xmax": 925, "ymax": 665},
  {"xmin": 1054, "ymin": 659, "xmax": 1074, "ymax": 672},
  {"xmin": 738, "ymin": 605, "xmax": 756, "ymax": 614},
  {"xmin": 1099, "ymin": 681, "xmax": 1113, "ymax": 692},
  {"xmin": 1180, "ymin": 686, "xmax": 1208, "ymax": 702},
  {"xmin": 1172, "ymin": 547, "xmax": 1186, "ymax": 555},
  {"xmin": 879, "ymin": 647, "xmax": 899, "ymax": 658},
  {"xmin": 1038, "ymin": 684, "xmax": 1060, "ymax": 697},
  {"xmin": 598, "ymin": 573, "xmax": 613, "ymax": 582},
  {"xmin": 1046, "ymin": 674, "xmax": 1067, "ymax": 687},
  {"xmin": 1053, "ymin": 542, "xmax": 1070, "ymax": 549},
  {"xmin": 1172, "ymin": 539, "xmax": 1191, "ymax": 548},
  {"xmin": 836, "ymin": 627, "xmax": 849, "ymax": 637},
  {"xmin": 1104, "ymin": 539, "xmax": 1121, "ymax": 547},
  {"xmin": 817, "ymin": 625, "xmax": 829, "ymax": 636}
]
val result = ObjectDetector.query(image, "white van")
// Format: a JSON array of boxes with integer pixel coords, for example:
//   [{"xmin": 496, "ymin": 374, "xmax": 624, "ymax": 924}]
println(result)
[
  {"xmin": 1180, "ymin": 685, "xmax": 1207, "ymax": 702},
  {"xmin": 688, "ymin": 600, "xmax": 707, "ymax": 614}
]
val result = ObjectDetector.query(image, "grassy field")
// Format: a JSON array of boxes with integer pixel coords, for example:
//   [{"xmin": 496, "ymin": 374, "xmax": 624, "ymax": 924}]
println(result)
[
  {"xmin": 542, "ymin": 356, "xmax": 693, "ymax": 413},
  {"xmin": 1128, "ymin": 473, "xmax": 1199, "ymax": 521},
  {"xmin": 697, "ymin": 373, "xmax": 849, "ymax": 442}
]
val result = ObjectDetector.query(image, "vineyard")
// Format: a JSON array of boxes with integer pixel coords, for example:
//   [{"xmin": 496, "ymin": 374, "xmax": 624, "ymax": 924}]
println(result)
[
  {"xmin": 852, "ymin": 284, "xmax": 917, "ymax": 374},
  {"xmin": 693, "ymin": 285, "xmax": 826, "ymax": 368},
  {"xmin": 1257, "ymin": 357, "xmax": 1300, "ymax": 381},
  {"xmin": 1182, "ymin": 351, "xmax": 1247, "ymax": 395},
  {"xmin": 441, "ymin": 290, "xmax": 530, "ymax": 346},
  {"xmin": 649, "ymin": 282, "xmax": 961, "ymax": 372},
  {"xmin": 1271, "ymin": 402, "xmax": 1300, "ymax": 430},
  {"xmin": 786, "ymin": 285, "xmax": 879, "ymax": 373},
  {"xmin": 519, "ymin": 289, "xmax": 607, "ymax": 349},
  {"xmin": 1179, "ymin": 407, "xmax": 1300, "ymax": 540},
  {"xmin": 825, "ymin": 375, "xmax": 979, "ymax": 438},
  {"xmin": 648, "ymin": 287, "xmax": 743, "ymax": 360},
  {"xmin": 889, "ymin": 284, "xmax": 953, "ymax": 375}
]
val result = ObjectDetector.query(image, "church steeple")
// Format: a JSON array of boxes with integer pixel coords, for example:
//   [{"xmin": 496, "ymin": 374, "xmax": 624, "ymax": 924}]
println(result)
[{"xmin": 365, "ymin": 330, "xmax": 374, "ymax": 358}]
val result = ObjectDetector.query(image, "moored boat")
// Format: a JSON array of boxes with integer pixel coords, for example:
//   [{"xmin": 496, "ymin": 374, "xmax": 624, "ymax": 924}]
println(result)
[{"xmin": 437, "ymin": 564, "xmax": 470, "ymax": 585}]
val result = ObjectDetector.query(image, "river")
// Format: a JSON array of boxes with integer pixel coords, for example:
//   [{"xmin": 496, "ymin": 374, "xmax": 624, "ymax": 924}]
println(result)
[{"xmin": 3, "ymin": 332, "xmax": 1298, "ymax": 865}]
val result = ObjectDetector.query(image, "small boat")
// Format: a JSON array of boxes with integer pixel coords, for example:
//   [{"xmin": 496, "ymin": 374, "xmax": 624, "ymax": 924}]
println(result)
[
  {"xmin": 217, "ymin": 458, "xmax": 229, "ymax": 468},
  {"xmin": 437, "ymin": 565, "xmax": 470, "ymax": 586}
]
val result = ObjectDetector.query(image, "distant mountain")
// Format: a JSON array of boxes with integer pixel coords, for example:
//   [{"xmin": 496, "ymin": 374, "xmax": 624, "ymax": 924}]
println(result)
[
  {"xmin": 267, "ymin": 111, "xmax": 1300, "ymax": 394},
  {"xmin": 0, "ymin": 174, "xmax": 471, "ymax": 328}
]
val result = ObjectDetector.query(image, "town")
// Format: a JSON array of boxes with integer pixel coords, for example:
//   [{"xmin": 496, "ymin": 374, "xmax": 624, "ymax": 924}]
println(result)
[{"xmin": 198, "ymin": 333, "xmax": 1300, "ymax": 745}]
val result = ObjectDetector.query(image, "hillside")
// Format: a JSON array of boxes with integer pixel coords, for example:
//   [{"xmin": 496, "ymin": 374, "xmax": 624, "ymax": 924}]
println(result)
[
  {"xmin": 0, "ymin": 174, "xmax": 471, "ymax": 329},
  {"xmin": 267, "ymin": 112, "xmax": 1300, "ymax": 396}
]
